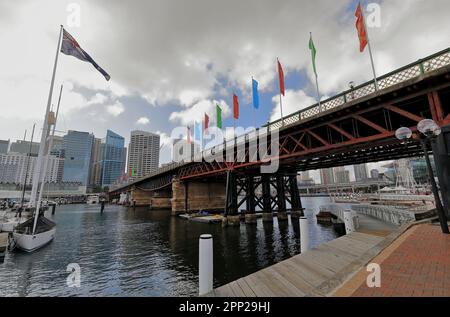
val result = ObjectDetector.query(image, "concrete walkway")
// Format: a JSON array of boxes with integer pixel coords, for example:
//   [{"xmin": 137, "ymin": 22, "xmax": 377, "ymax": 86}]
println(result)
[{"xmin": 333, "ymin": 223, "xmax": 450, "ymax": 297}]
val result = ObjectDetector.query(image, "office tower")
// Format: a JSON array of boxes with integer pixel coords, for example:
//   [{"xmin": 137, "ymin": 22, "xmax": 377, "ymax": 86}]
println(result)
[
  {"xmin": 128, "ymin": 130, "xmax": 160, "ymax": 179},
  {"xmin": 353, "ymin": 164, "xmax": 368, "ymax": 182},
  {"xmin": 0, "ymin": 140, "xmax": 9, "ymax": 154},
  {"xmin": 62, "ymin": 130, "xmax": 94, "ymax": 186},
  {"xmin": 320, "ymin": 168, "xmax": 335, "ymax": 185},
  {"xmin": 99, "ymin": 130, "xmax": 126, "ymax": 187}
]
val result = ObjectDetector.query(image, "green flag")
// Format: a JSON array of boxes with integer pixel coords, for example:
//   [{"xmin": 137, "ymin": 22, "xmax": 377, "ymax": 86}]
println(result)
[
  {"xmin": 216, "ymin": 104, "xmax": 222, "ymax": 129},
  {"xmin": 309, "ymin": 33, "xmax": 317, "ymax": 77}
]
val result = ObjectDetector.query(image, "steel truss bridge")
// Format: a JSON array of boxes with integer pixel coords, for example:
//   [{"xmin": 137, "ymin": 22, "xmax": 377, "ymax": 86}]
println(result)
[{"xmin": 110, "ymin": 47, "xmax": 450, "ymax": 216}]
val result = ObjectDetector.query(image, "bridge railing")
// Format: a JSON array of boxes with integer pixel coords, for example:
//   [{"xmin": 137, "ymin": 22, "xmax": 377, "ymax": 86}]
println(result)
[{"xmin": 266, "ymin": 47, "xmax": 450, "ymax": 132}]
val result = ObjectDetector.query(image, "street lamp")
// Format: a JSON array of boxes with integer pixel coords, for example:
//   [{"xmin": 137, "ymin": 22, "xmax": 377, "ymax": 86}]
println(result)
[{"xmin": 395, "ymin": 120, "xmax": 449, "ymax": 234}]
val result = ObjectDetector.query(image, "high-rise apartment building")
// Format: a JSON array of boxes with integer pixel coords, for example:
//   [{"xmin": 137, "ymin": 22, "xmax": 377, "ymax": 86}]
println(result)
[
  {"xmin": 0, "ymin": 153, "xmax": 63, "ymax": 185},
  {"xmin": 128, "ymin": 131, "xmax": 160, "ymax": 180}
]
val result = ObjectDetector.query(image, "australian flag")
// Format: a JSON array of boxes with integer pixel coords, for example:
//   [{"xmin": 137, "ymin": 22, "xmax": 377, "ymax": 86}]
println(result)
[{"xmin": 61, "ymin": 28, "xmax": 111, "ymax": 81}]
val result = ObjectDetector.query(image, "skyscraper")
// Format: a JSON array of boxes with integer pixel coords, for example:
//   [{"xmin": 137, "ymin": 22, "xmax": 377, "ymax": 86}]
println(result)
[
  {"xmin": 62, "ymin": 130, "xmax": 94, "ymax": 186},
  {"xmin": 354, "ymin": 164, "xmax": 368, "ymax": 182},
  {"xmin": 99, "ymin": 130, "xmax": 126, "ymax": 187},
  {"xmin": 128, "ymin": 130, "xmax": 160, "ymax": 180}
]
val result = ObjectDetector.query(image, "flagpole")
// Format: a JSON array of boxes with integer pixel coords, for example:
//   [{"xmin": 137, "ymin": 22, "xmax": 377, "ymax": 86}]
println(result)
[
  {"xmin": 30, "ymin": 25, "xmax": 63, "ymax": 213},
  {"xmin": 360, "ymin": 1, "xmax": 379, "ymax": 91},
  {"xmin": 310, "ymin": 33, "xmax": 322, "ymax": 112}
]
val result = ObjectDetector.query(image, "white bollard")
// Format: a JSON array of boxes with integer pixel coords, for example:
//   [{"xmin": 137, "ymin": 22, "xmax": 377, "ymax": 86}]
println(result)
[
  {"xmin": 199, "ymin": 234, "xmax": 213, "ymax": 296},
  {"xmin": 299, "ymin": 217, "xmax": 309, "ymax": 253},
  {"xmin": 344, "ymin": 209, "xmax": 356, "ymax": 234}
]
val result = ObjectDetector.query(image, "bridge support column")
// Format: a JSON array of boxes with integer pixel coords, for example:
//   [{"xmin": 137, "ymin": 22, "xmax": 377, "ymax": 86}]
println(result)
[
  {"xmin": 244, "ymin": 175, "xmax": 257, "ymax": 225},
  {"xmin": 276, "ymin": 176, "xmax": 288, "ymax": 221},
  {"xmin": 432, "ymin": 125, "xmax": 450, "ymax": 217},
  {"xmin": 224, "ymin": 171, "xmax": 240, "ymax": 226},
  {"xmin": 261, "ymin": 175, "xmax": 273, "ymax": 222},
  {"xmin": 289, "ymin": 175, "xmax": 304, "ymax": 219}
]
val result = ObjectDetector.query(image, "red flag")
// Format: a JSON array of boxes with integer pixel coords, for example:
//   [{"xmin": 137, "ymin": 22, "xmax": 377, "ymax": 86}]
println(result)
[
  {"xmin": 355, "ymin": 3, "xmax": 368, "ymax": 53},
  {"xmin": 187, "ymin": 126, "xmax": 191, "ymax": 144},
  {"xmin": 277, "ymin": 59, "xmax": 285, "ymax": 96},
  {"xmin": 233, "ymin": 94, "xmax": 239, "ymax": 119},
  {"xmin": 205, "ymin": 113, "xmax": 209, "ymax": 131}
]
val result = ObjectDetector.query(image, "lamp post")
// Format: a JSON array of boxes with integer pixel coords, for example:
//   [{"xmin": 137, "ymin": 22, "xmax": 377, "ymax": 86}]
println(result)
[{"xmin": 395, "ymin": 120, "xmax": 449, "ymax": 234}]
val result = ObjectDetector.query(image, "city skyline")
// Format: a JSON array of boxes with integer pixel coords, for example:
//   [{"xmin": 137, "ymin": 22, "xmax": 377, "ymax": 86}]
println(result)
[{"xmin": 1, "ymin": 0, "xmax": 450, "ymax": 170}]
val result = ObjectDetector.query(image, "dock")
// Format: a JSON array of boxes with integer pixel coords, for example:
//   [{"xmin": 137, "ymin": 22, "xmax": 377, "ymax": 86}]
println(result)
[{"xmin": 209, "ymin": 231, "xmax": 388, "ymax": 297}]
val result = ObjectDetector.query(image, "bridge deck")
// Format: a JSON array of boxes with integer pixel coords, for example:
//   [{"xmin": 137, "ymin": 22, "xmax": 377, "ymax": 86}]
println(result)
[{"xmin": 208, "ymin": 230, "xmax": 387, "ymax": 297}]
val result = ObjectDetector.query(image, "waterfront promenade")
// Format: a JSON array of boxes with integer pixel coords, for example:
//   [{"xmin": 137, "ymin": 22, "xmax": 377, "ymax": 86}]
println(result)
[
  {"xmin": 334, "ymin": 223, "xmax": 450, "ymax": 297},
  {"xmin": 209, "ymin": 217, "xmax": 450, "ymax": 297}
]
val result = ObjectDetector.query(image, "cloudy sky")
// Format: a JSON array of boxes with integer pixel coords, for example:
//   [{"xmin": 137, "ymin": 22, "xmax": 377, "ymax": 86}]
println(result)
[{"xmin": 1, "ymin": 0, "xmax": 449, "ymax": 182}]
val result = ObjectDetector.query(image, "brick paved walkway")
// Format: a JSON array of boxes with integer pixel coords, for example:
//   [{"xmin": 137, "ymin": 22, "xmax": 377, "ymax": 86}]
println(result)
[{"xmin": 333, "ymin": 223, "xmax": 450, "ymax": 297}]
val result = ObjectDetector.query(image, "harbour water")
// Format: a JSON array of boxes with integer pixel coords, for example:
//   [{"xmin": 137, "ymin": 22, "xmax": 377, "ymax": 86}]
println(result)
[{"xmin": 0, "ymin": 197, "xmax": 338, "ymax": 297}]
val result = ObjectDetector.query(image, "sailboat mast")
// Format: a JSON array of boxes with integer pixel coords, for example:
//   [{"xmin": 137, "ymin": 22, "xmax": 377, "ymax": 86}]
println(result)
[
  {"xmin": 20, "ymin": 124, "xmax": 36, "ymax": 210},
  {"xmin": 35, "ymin": 86, "xmax": 63, "ymax": 223},
  {"xmin": 31, "ymin": 25, "xmax": 63, "ymax": 234}
]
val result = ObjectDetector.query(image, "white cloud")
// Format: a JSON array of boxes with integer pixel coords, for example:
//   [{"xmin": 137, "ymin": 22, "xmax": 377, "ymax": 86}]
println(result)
[
  {"xmin": 270, "ymin": 90, "xmax": 317, "ymax": 122},
  {"xmin": 87, "ymin": 93, "xmax": 108, "ymax": 105},
  {"xmin": 136, "ymin": 117, "xmax": 150, "ymax": 125},
  {"xmin": 169, "ymin": 99, "xmax": 230, "ymax": 126},
  {"xmin": 106, "ymin": 101, "xmax": 124, "ymax": 117}
]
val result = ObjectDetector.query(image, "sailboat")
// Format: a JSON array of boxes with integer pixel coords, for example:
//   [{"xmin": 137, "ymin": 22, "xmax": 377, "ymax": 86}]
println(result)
[
  {"xmin": 11, "ymin": 91, "xmax": 62, "ymax": 252},
  {"xmin": 9, "ymin": 25, "xmax": 110, "ymax": 252},
  {"xmin": 9, "ymin": 28, "xmax": 64, "ymax": 252}
]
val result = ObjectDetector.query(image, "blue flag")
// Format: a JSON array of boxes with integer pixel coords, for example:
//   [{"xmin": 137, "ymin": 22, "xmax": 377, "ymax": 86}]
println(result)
[
  {"xmin": 252, "ymin": 78, "xmax": 259, "ymax": 109},
  {"xmin": 194, "ymin": 121, "xmax": 202, "ymax": 143},
  {"xmin": 61, "ymin": 28, "xmax": 111, "ymax": 81}
]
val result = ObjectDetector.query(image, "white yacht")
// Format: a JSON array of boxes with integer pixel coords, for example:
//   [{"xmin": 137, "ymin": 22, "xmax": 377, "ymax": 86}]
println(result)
[{"xmin": 86, "ymin": 195, "xmax": 100, "ymax": 205}]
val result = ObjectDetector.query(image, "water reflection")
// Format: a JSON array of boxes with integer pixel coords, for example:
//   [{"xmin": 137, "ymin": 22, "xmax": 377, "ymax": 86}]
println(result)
[{"xmin": 0, "ymin": 197, "xmax": 337, "ymax": 296}]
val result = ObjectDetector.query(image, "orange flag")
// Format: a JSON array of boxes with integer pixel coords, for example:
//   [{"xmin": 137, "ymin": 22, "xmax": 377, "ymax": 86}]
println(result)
[{"xmin": 355, "ymin": 2, "xmax": 368, "ymax": 52}]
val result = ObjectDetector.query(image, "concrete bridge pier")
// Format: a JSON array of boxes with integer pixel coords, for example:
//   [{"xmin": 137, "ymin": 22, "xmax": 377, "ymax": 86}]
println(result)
[{"xmin": 171, "ymin": 177, "xmax": 226, "ymax": 216}]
